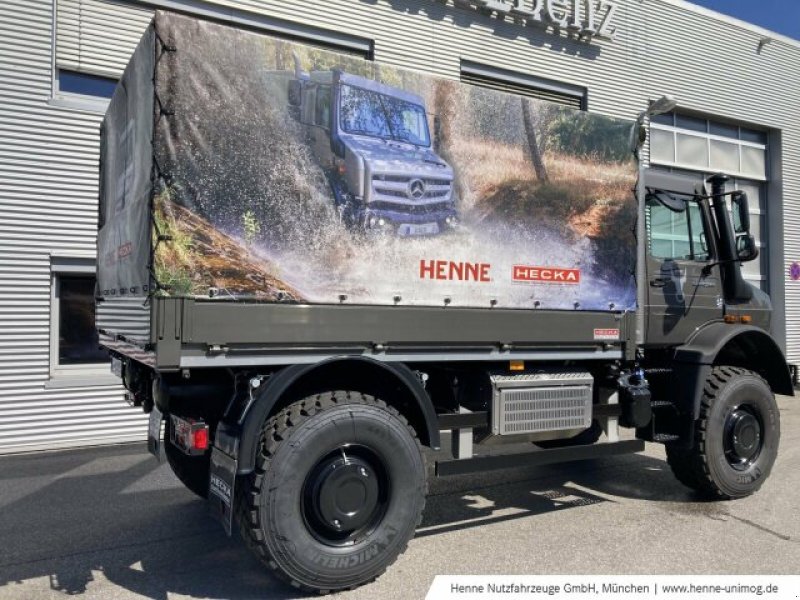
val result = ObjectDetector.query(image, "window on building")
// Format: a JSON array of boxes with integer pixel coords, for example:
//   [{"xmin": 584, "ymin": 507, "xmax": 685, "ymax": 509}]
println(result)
[
  {"xmin": 460, "ymin": 60, "xmax": 587, "ymax": 109},
  {"xmin": 57, "ymin": 69, "xmax": 117, "ymax": 99},
  {"xmin": 649, "ymin": 112, "xmax": 768, "ymax": 180},
  {"xmin": 57, "ymin": 276, "xmax": 107, "ymax": 366},
  {"xmin": 52, "ymin": 69, "xmax": 118, "ymax": 112},
  {"xmin": 50, "ymin": 259, "xmax": 110, "ymax": 385}
]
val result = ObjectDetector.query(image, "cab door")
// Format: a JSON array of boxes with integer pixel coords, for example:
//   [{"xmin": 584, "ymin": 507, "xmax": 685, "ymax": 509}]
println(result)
[
  {"xmin": 308, "ymin": 84, "xmax": 334, "ymax": 169},
  {"xmin": 644, "ymin": 192, "xmax": 723, "ymax": 346}
]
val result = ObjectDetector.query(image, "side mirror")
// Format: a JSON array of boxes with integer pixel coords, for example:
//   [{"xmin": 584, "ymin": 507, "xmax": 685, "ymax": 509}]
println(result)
[
  {"xmin": 288, "ymin": 80, "xmax": 302, "ymax": 107},
  {"xmin": 648, "ymin": 190, "xmax": 687, "ymax": 213},
  {"xmin": 731, "ymin": 191, "xmax": 751, "ymax": 234},
  {"xmin": 736, "ymin": 233, "xmax": 759, "ymax": 262},
  {"xmin": 433, "ymin": 115, "xmax": 442, "ymax": 152}
]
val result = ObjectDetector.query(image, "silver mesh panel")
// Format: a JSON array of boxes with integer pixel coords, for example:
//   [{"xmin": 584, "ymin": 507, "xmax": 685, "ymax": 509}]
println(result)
[
  {"xmin": 491, "ymin": 371, "xmax": 593, "ymax": 436},
  {"xmin": 498, "ymin": 386, "xmax": 592, "ymax": 435}
]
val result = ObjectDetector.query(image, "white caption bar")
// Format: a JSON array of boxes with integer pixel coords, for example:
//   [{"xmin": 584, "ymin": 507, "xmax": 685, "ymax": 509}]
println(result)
[{"xmin": 426, "ymin": 575, "xmax": 800, "ymax": 600}]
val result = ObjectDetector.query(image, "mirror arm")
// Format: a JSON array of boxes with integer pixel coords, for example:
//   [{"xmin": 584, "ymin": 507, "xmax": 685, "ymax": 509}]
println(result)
[{"xmin": 702, "ymin": 258, "xmax": 741, "ymax": 277}]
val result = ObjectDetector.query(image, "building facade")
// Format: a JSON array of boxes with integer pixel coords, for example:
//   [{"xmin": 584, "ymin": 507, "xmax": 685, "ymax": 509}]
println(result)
[{"xmin": 0, "ymin": 0, "xmax": 797, "ymax": 453}]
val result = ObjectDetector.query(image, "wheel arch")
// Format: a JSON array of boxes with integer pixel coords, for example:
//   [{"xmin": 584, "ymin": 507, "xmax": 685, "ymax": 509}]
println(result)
[
  {"xmin": 234, "ymin": 357, "xmax": 440, "ymax": 475},
  {"xmin": 673, "ymin": 323, "xmax": 793, "ymax": 419}
]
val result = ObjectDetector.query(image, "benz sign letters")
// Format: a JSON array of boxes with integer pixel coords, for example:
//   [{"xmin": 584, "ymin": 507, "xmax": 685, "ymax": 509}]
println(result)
[{"xmin": 441, "ymin": 0, "xmax": 619, "ymax": 40}]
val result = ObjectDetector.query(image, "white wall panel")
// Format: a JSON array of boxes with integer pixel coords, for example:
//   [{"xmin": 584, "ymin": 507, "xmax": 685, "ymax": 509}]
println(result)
[
  {"xmin": 57, "ymin": 0, "xmax": 153, "ymax": 77},
  {"xmin": 0, "ymin": 0, "xmax": 146, "ymax": 453}
]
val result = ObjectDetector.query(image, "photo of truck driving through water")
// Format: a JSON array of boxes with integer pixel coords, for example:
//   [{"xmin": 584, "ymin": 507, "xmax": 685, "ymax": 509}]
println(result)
[
  {"xmin": 96, "ymin": 11, "xmax": 792, "ymax": 595},
  {"xmin": 287, "ymin": 63, "xmax": 458, "ymax": 236}
]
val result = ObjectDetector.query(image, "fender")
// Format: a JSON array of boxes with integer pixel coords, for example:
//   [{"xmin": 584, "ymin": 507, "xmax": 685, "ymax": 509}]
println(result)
[
  {"xmin": 230, "ymin": 356, "xmax": 440, "ymax": 475},
  {"xmin": 672, "ymin": 323, "xmax": 793, "ymax": 420}
]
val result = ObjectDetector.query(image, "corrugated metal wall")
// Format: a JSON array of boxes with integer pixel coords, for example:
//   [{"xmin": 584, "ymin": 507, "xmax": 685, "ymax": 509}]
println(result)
[
  {"xmin": 1, "ymin": 0, "xmax": 798, "ymax": 453},
  {"xmin": 57, "ymin": 0, "xmax": 153, "ymax": 76},
  {"xmin": 0, "ymin": 0, "xmax": 149, "ymax": 453}
]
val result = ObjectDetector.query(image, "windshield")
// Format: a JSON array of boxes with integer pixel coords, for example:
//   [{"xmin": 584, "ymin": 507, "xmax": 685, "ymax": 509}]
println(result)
[{"xmin": 338, "ymin": 84, "xmax": 431, "ymax": 147}]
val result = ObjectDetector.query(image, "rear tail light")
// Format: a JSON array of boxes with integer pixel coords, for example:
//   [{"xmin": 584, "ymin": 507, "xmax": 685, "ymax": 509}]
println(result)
[
  {"xmin": 170, "ymin": 415, "xmax": 210, "ymax": 455},
  {"xmin": 193, "ymin": 427, "xmax": 209, "ymax": 451}
]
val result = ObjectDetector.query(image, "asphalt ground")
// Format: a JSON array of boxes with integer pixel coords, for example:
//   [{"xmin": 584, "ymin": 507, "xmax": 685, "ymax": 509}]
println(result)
[{"xmin": 0, "ymin": 395, "xmax": 798, "ymax": 600}]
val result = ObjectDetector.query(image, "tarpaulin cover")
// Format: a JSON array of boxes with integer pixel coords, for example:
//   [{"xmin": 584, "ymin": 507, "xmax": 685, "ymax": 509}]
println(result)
[
  {"xmin": 100, "ymin": 11, "xmax": 639, "ymax": 312},
  {"xmin": 97, "ymin": 26, "xmax": 154, "ymax": 297}
]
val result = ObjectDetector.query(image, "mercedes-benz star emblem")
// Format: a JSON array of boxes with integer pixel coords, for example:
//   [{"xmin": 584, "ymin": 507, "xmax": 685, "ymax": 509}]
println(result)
[{"xmin": 408, "ymin": 179, "xmax": 426, "ymax": 199}]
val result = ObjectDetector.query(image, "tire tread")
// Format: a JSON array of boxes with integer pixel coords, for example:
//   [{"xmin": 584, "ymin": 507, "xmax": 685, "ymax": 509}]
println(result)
[
  {"xmin": 666, "ymin": 366, "xmax": 770, "ymax": 499},
  {"xmin": 236, "ymin": 390, "xmax": 427, "ymax": 594}
]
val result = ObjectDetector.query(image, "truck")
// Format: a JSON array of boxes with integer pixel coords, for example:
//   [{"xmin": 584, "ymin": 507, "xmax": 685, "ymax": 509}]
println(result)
[
  {"xmin": 285, "ymin": 62, "xmax": 459, "ymax": 236},
  {"xmin": 96, "ymin": 11, "xmax": 793, "ymax": 594}
]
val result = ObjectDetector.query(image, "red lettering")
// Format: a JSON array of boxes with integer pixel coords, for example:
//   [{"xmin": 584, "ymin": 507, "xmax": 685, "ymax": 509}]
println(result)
[
  {"xmin": 419, "ymin": 260, "xmax": 435, "ymax": 279},
  {"xmin": 118, "ymin": 242, "xmax": 133, "ymax": 258},
  {"xmin": 419, "ymin": 259, "xmax": 493, "ymax": 283},
  {"xmin": 512, "ymin": 265, "xmax": 581, "ymax": 285},
  {"xmin": 450, "ymin": 261, "xmax": 464, "ymax": 280},
  {"xmin": 465, "ymin": 262, "xmax": 479, "ymax": 281}
]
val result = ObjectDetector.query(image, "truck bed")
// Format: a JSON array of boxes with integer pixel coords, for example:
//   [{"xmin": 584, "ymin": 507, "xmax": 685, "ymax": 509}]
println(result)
[{"xmin": 99, "ymin": 297, "xmax": 634, "ymax": 370}]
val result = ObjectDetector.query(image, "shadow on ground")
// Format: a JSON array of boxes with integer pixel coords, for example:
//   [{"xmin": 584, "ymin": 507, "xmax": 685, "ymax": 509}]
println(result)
[{"xmin": 0, "ymin": 443, "xmax": 699, "ymax": 599}]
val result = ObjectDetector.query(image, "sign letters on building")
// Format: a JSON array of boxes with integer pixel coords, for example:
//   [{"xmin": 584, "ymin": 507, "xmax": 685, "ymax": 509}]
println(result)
[{"xmin": 441, "ymin": 0, "xmax": 619, "ymax": 40}]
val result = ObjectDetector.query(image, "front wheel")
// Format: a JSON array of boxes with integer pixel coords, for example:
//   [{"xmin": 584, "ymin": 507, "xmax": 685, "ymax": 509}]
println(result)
[
  {"xmin": 666, "ymin": 366, "xmax": 780, "ymax": 499},
  {"xmin": 237, "ymin": 391, "xmax": 427, "ymax": 593}
]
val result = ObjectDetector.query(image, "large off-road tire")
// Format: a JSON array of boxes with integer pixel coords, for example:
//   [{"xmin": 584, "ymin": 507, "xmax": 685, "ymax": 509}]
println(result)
[
  {"xmin": 164, "ymin": 416, "xmax": 210, "ymax": 499},
  {"xmin": 237, "ymin": 391, "xmax": 427, "ymax": 594},
  {"xmin": 666, "ymin": 366, "xmax": 780, "ymax": 499}
]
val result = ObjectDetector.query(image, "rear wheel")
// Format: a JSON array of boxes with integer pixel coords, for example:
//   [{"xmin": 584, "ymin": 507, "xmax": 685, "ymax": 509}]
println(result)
[
  {"xmin": 666, "ymin": 366, "xmax": 780, "ymax": 499},
  {"xmin": 237, "ymin": 391, "xmax": 427, "ymax": 593},
  {"xmin": 164, "ymin": 415, "xmax": 210, "ymax": 499}
]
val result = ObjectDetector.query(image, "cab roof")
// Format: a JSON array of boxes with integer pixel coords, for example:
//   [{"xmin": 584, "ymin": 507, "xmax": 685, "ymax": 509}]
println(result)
[{"xmin": 309, "ymin": 69, "xmax": 426, "ymax": 107}]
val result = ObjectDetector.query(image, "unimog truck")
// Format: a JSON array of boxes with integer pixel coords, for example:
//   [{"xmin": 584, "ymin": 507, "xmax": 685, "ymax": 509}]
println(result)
[
  {"xmin": 96, "ymin": 11, "xmax": 792, "ymax": 594},
  {"xmin": 286, "ymin": 64, "xmax": 459, "ymax": 236}
]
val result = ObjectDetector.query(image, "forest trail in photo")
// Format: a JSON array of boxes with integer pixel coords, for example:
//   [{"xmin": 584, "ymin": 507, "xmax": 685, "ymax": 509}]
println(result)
[{"xmin": 154, "ymin": 197, "xmax": 305, "ymax": 301}]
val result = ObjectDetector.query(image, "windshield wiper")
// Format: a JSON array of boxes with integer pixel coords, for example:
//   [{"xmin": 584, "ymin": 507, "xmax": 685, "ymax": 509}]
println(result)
[{"xmin": 376, "ymin": 95, "xmax": 397, "ymax": 142}]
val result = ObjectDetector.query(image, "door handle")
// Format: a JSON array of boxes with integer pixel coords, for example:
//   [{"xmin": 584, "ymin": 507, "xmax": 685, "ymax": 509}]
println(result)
[{"xmin": 650, "ymin": 278, "xmax": 667, "ymax": 288}]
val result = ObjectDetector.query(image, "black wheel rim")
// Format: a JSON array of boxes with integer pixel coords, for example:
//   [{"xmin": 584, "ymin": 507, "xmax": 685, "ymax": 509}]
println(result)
[
  {"xmin": 301, "ymin": 444, "xmax": 390, "ymax": 547},
  {"xmin": 723, "ymin": 404, "xmax": 763, "ymax": 470}
]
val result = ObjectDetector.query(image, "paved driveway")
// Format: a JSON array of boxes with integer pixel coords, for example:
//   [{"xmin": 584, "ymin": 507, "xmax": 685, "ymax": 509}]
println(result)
[{"xmin": 0, "ymin": 396, "xmax": 797, "ymax": 599}]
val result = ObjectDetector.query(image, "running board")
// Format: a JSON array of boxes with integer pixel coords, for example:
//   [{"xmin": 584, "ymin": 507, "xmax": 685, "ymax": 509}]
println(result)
[{"xmin": 434, "ymin": 439, "xmax": 645, "ymax": 477}]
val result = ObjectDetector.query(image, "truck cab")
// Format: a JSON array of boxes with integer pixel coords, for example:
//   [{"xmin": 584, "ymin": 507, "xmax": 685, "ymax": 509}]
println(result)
[
  {"xmin": 643, "ymin": 169, "xmax": 767, "ymax": 345},
  {"xmin": 288, "ymin": 69, "xmax": 458, "ymax": 236}
]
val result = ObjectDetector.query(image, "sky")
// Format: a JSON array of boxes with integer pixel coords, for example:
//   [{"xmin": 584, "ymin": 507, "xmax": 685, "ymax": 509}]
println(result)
[{"xmin": 687, "ymin": 0, "xmax": 800, "ymax": 41}]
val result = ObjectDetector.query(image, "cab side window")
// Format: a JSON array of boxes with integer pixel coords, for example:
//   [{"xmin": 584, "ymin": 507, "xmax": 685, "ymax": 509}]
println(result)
[
  {"xmin": 315, "ymin": 86, "xmax": 331, "ymax": 129},
  {"xmin": 646, "ymin": 196, "xmax": 710, "ymax": 261}
]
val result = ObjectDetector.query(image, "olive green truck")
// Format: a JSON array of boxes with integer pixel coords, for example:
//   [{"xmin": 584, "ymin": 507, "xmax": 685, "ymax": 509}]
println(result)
[{"xmin": 96, "ymin": 11, "xmax": 793, "ymax": 593}]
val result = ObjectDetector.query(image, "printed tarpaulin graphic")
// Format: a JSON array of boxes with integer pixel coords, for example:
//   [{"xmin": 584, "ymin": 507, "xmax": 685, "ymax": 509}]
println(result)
[{"xmin": 104, "ymin": 11, "xmax": 639, "ymax": 311}]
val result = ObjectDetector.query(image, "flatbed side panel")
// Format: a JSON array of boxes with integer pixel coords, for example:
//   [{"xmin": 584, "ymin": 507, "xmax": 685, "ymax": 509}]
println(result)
[{"xmin": 168, "ymin": 298, "xmax": 628, "ymax": 349}]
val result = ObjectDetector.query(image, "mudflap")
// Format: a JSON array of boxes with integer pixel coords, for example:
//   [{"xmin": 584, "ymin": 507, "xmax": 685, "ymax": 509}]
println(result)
[
  {"xmin": 147, "ymin": 405, "xmax": 163, "ymax": 461},
  {"xmin": 209, "ymin": 445, "xmax": 237, "ymax": 536}
]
